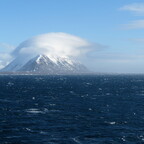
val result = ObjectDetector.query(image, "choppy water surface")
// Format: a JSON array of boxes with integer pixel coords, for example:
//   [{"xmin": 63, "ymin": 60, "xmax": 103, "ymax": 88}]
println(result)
[{"xmin": 1, "ymin": 75, "xmax": 144, "ymax": 144}]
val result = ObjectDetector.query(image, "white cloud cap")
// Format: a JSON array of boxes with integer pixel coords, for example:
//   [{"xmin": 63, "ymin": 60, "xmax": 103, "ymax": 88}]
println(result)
[{"xmin": 13, "ymin": 32, "xmax": 91, "ymax": 58}]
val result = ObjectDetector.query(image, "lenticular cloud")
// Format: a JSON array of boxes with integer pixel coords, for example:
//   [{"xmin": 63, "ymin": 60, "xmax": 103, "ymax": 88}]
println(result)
[{"xmin": 12, "ymin": 33, "xmax": 91, "ymax": 58}]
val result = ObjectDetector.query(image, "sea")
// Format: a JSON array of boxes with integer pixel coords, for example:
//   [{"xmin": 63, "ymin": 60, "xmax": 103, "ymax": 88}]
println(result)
[{"xmin": 1, "ymin": 74, "xmax": 144, "ymax": 144}]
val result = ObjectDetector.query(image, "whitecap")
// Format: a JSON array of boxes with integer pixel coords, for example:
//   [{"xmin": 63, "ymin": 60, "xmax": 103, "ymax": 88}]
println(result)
[
  {"xmin": 72, "ymin": 137, "xmax": 82, "ymax": 144},
  {"xmin": 88, "ymin": 108, "xmax": 92, "ymax": 111},
  {"xmin": 25, "ymin": 128, "xmax": 32, "ymax": 132},
  {"xmin": 109, "ymin": 122, "xmax": 116, "ymax": 125},
  {"xmin": 70, "ymin": 91, "xmax": 74, "ymax": 94},
  {"xmin": 26, "ymin": 108, "xmax": 45, "ymax": 114},
  {"xmin": 86, "ymin": 83, "xmax": 92, "ymax": 85},
  {"xmin": 6, "ymin": 136, "xmax": 22, "ymax": 138},
  {"xmin": 40, "ymin": 131, "xmax": 47, "ymax": 135},
  {"xmin": 121, "ymin": 136, "xmax": 126, "ymax": 142},
  {"xmin": 49, "ymin": 103, "xmax": 56, "ymax": 106},
  {"xmin": 105, "ymin": 121, "xmax": 116, "ymax": 125},
  {"xmin": 7, "ymin": 82, "xmax": 14, "ymax": 86}
]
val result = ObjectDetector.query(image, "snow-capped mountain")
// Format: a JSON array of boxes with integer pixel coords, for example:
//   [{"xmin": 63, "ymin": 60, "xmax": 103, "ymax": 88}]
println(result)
[{"xmin": 1, "ymin": 54, "xmax": 88, "ymax": 74}]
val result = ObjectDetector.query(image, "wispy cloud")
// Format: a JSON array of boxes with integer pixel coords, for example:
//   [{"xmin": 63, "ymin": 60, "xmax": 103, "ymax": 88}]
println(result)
[
  {"xmin": 85, "ymin": 52, "xmax": 144, "ymax": 73},
  {"xmin": 0, "ymin": 43, "xmax": 15, "ymax": 52},
  {"xmin": 120, "ymin": 3, "xmax": 144, "ymax": 15},
  {"xmin": 0, "ymin": 53, "xmax": 12, "ymax": 69},
  {"xmin": 129, "ymin": 38, "xmax": 144, "ymax": 43},
  {"xmin": 0, "ymin": 43, "xmax": 15, "ymax": 69},
  {"xmin": 119, "ymin": 3, "xmax": 144, "ymax": 29},
  {"xmin": 122, "ymin": 20, "xmax": 144, "ymax": 29}
]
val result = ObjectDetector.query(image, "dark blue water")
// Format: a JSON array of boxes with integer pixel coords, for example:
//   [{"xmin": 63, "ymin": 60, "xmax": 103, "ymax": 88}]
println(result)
[{"xmin": 1, "ymin": 75, "xmax": 144, "ymax": 144}]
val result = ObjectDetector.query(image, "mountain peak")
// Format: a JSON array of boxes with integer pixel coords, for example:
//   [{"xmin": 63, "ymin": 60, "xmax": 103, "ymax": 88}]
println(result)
[
  {"xmin": 35, "ymin": 54, "xmax": 49, "ymax": 65},
  {"xmin": 1, "ymin": 54, "xmax": 89, "ymax": 74}
]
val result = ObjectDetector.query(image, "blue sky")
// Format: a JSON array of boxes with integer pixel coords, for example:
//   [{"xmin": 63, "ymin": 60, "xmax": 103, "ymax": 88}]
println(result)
[{"xmin": 1, "ymin": 0, "xmax": 144, "ymax": 73}]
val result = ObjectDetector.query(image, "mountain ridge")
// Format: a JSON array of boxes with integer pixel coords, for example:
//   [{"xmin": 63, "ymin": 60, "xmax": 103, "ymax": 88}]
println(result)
[{"xmin": 1, "ymin": 54, "xmax": 89, "ymax": 74}]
